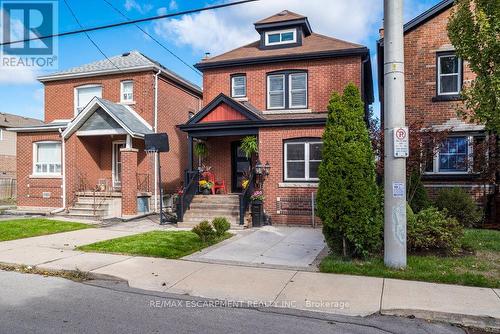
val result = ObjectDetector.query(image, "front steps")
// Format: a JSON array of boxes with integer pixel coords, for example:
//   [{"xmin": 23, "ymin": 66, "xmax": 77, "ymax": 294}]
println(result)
[
  {"xmin": 178, "ymin": 195, "xmax": 249, "ymax": 229},
  {"xmin": 62, "ymin": 193, "xmax": 120, "ymax": 220}
]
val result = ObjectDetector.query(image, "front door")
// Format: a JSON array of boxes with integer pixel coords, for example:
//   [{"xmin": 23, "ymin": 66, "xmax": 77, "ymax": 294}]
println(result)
[
  {"xmin": 112, "ymin": 141, "xmax": 126, "ymax": 190},
  {"xmin": 231, "ymin": 141, "xmax": 251, "ymax": 193}
]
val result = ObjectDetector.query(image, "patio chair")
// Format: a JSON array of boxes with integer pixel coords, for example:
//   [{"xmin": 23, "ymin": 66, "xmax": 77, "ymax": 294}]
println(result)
[{"xmin": 203, "ymin": 171, "xmax": 227, "ymax": 195}]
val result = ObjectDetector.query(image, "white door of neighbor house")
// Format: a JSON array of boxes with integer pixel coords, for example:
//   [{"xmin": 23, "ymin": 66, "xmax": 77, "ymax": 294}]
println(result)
[{"xmin": 112, "ymin": 141, "xmax": 126, "ymax": 190}]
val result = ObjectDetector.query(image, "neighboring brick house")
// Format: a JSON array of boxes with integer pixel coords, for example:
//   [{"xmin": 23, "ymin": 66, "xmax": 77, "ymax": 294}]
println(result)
[
  {"xmin": 178, "ymin": 10, "xmax": 373, "ymax": 226},
  {"xmin": 0, "ymin": 113, "xmax": 43, "ymax": 179},
  {"xmin": 11, "ymin": 51, "xmax": 202, "ymax": 217},
  {"xmin": 377, "ymin": 0, "xmax": 495, "ymax": 207}
]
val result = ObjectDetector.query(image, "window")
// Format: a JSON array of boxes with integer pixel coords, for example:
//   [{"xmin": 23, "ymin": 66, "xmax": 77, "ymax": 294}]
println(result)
[
  {"xmin": 0, "ymin": 129, "xmax": 3, "ymax": 141},
  {"xmin": 231, "ymin": 75, "xmax": 246, "ymax": 98},
  {"xmin": 121, "ymin": 80, "xmax": 134, "ymax": 103},
  {"xmin": 267, "ymin": 71, "xmax": 307, "ymax": 110},
  {"xmin": 267, "ymin": 74, "xmax": 285, "ymax": 109},
  {"xmin": 437, "ymin": 53, "xmax": 462, "ymax": 96},
  {"xmin": 265, "ymin": 29, "xmax": 296, "ymax": 46},
  {"xmin": 426, "ymin": 136, "xmax": 472, "ymax": 174},
  {"xmin": 75, "ymin": 85, "xmax": 102, "ymax": 114},
  {"xmin": 284, "ymin": 140, "xmax": 323, "ymax": 181},
  {"xmin": 33, "ymin": 141, "xmax": 61, "ymax": 176}
]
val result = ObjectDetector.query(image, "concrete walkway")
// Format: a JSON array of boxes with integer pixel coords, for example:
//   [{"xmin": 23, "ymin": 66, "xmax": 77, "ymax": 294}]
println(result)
[
  {"xmin": 0, "ymin": 225, "xmax": 498, "ymax": 330},
  {"xmin": 184, "ymin": 226, "xmax": 326, "ymax": 269}
]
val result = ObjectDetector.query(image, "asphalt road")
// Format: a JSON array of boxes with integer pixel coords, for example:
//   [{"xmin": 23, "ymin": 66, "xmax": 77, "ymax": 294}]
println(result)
[{"xmin": 0, "ymin": 270, "xmax": 473, "ymax": 334}]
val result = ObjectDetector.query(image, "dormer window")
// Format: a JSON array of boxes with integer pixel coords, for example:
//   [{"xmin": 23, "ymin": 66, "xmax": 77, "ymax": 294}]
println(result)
[{"xmin": 265, "ymin": 29, "xmax": 297, "ymax": 46}]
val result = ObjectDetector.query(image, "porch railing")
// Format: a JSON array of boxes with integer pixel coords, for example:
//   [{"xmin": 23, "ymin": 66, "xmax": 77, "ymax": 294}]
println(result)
[
  {"xmin": 176, "ymin": 170, "xmax": 200, "ymax": 222},
  {"xmin": 137, "ymin": 173, "xmax": 150, "ymax": 193},
  {"xmin": 239, "ymin": 169, "xmax": 255, "ymax": 225}
]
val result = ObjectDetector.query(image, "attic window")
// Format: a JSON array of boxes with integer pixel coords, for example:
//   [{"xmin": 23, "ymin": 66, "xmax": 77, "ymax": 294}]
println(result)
[{"xmin": 265, "ymin": 29, "xmax": 296, "ymax": 46}]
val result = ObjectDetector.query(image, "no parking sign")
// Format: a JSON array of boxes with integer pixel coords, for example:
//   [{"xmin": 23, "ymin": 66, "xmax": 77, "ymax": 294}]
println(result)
[{"xmin": 393, "ymin": 127, "xmax": 409, "ymax": 158}]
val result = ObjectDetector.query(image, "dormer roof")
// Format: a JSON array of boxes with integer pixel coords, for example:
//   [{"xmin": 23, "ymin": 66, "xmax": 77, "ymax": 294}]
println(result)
[
  {"xmin": 255, "ymin": 10, "xmax": 305, "ymax": 25},
  {"xmin": 254, "ymin": 10, "xmax": 312, "ymax": 36}
]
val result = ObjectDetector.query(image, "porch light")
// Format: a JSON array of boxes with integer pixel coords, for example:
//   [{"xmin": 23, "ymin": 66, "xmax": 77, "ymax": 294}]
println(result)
[
  {"xmin": 264, "ymin": 161, "xmax": 271, "ymax": 176},
  {"xmin": 255, "ymin": 160, "xmax": 263, "ymax": 175}
]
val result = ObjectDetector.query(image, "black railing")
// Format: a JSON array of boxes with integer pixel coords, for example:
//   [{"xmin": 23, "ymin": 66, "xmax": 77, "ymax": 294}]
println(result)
[
  {"xmin": 176, "ymin": 170, "xmax": 200, "ymax": 222},
  {"xmin": 239, "ymin": 169, "xmax": 255, "ymax": 225}
]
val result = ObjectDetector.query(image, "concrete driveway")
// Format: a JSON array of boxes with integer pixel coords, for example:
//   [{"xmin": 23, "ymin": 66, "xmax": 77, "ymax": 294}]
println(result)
[{"xmin": 185, "ymin": 226, "xmax": 326, "ymax": 269}]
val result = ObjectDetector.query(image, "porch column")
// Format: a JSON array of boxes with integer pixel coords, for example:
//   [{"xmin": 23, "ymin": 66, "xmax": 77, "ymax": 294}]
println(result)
[
  {"xmin": 187, "ymin": 135, "xmax": 193, "ymax": 172},
  {"xmin": 120, "ymin": 148, "xmax": 138, "ymax": 217}
]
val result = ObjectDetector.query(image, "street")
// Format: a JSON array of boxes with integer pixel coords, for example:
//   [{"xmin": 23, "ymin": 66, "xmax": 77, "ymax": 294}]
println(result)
[{"xmin": 0, "ymin": 270, "xmax": 472, "ymax": 334}]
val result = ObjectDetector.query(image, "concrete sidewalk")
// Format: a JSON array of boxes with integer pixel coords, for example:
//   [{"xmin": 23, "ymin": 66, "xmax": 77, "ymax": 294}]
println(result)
[{"xmin": 0, "ymin": 227, "xmax": 498, "ymax": 330}]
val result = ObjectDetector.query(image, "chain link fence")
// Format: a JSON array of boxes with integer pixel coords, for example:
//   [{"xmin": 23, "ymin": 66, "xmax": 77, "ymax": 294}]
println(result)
[{"xmin": 0, "ymin": 178, "xmax": 16, "ymax": 200}]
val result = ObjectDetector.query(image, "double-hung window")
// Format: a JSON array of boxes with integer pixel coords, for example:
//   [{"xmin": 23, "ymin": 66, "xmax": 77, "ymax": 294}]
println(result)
[
  {"xmin": 121, "ymin": 81, "xmax": 134, "ymax": 103},
  {"xmin": 437, "ymin": 53, "xmax": 462, "ymax": 96},
  {"xmin": 426, "ymin": 136, "xmax": 472, "ymax": 174},
  {"xmin": 75, "ymin": 85, "xmax": 102, "ymax": 115},
  {"xmin": 231, "ymin": 75, "xmax": 246, "ymax": 98},
  {"xmin": 267, "ymin": 71, "xmax": 307, "ymax": 110},
  {"xmin": 265, "ymin": 29, "xmax": 296, "ymax": 46},
  {"xmin": 33, "ymin": 141, "xmax": 61, "ymax": 176},
  {"xmin": 284, "ymin": 140, "xmax": 323, "ymax": 181}
]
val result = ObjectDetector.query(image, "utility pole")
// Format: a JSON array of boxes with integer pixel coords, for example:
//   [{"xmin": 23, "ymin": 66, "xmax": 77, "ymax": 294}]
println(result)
[{"xmin": 383, "ymin": 0, "xmax": 407, "ymax": 268}]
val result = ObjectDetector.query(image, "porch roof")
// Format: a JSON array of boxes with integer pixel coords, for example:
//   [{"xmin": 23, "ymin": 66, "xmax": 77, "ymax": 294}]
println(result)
[{"xmin": 62, "ymin": 97, "xmax": 153, "ymax": 139}]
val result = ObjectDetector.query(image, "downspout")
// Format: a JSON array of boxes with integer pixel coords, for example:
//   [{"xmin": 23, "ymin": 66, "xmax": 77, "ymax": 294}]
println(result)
[
  {"xmin": 154, "ymin": 69, "xmax": 161, "ymax": 213},
  {"xmin": 51, "ymin": 128, "xmax": 66, "ymax": 214}
]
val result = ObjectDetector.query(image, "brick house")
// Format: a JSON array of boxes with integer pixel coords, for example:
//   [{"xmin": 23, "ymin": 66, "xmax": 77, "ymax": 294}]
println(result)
[
  {"xmin": 11, "ymin": 51, "xmax": 202, "ymax": 217},
  {"xmin": 178, "ymin": 10, "xmax": 373, "ymax": 227},
  {"xmin": 377, "ymin": 0, "xmax": 495, "ymax": 211},
  {"xmin": 0, "ymin": 113, "xmax": 43, "ymax": 179}
]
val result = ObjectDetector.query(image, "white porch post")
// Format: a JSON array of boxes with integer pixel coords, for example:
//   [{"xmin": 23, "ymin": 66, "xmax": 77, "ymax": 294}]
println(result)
[{"xmin": 126, "ymin": 134, "xmax": 133, "ymax": 149}]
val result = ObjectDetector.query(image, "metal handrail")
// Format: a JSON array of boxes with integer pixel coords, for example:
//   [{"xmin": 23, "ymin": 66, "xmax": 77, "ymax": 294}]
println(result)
[
  {"xmin": 137, "ymin": 173, "xmax": 150, "ymax": 193},
  {"xmin": 176, "ymin": 170, "xmax": 200, "ymax": 222},
  {"xmin": 239, "ymin": 169, "xmax": 255, "ymax": 225}
]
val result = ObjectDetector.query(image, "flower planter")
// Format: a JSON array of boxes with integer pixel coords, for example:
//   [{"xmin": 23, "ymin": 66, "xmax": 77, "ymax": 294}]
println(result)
[
  {"xmin": 202, "ymin": 188, "xmax": 211, "ymax": 195},
  {"xmin": 251, "ymin": 200, "xmax": 263, "ymax": 227}
]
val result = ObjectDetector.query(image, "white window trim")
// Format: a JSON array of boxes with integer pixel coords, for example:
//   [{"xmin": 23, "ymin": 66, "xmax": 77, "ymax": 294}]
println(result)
[
  {"xmin": 289, "ymin": 72, "xmax": 308, "ymax": 109},
  {"xmin": 437, "ymin": 55, "xmax": 462, "ymax": 96},
  {"xmin": 32, "ymin": 141, "xmax": 62, "ymax": 177},
  {"xmin": 120, "ymin": 80, "xmax": 135, "ymax": 104},
  {"xmin": 267, "ymin": 74, "xmax": 285, "ymax": 109},
  {"xmin": 424, "ymin": 136, "xmax": 473, "ymax": 175},
  {"xmin": 231, "ymin": 75, "xmax": 246, "ymax": 98},
  {"xmin": 284, "ymin": 141, "xmax": 322, "ymax": 182},
  {"xmin": 74, "ymin": 84, "xmax": 102, "ymax": 116},
  {"xmin": 0, "ymin": 128, "xmax": 3, "ymax": 141},
  {"xmin": 112, "ymin": 140, "xmax": 126, "ymax": 189},
  {"xmin": 264, "ymin": 28, "xmax": 297, "ymax": 46}
]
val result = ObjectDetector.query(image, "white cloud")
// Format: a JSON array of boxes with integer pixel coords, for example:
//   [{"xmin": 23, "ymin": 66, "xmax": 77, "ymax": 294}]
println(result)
[
  {"xmin": 153, "ymin": 0, "xmax": 383, "ymax": 56},
  {"xmin": 168, "ymin": 0, "xmax": 178, "ymax": 11},
  {"xmin": 124, "ymin": 0, "xmax": 153, "ymax": 14}
]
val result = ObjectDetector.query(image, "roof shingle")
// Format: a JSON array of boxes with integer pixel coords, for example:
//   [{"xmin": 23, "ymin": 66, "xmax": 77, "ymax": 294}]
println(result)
[
  {"xmin": 0, "ymin": 113, "xmax": 44, "ymax": 128},
  {"xmin": 254, "ymin": 10, "xmax": 306, "ymax": 25}
]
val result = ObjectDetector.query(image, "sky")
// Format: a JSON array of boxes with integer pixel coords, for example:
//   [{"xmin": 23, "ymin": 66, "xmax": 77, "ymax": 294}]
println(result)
[{"xmin": 0, "ymin": 0, "xmax": 442, "ymax": 121}]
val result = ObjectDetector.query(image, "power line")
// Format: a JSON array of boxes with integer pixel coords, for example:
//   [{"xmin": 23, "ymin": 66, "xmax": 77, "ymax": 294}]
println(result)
[
  {"xmin": 101, "ymin": 0, "xmax": 201, "ymax": 77},
  {"xmin": 62, "ymin": 0, "xmax": 121, "ymax": 71},
  {"xmin": 0, "ymin": 0, "xmax": 260, "ymax": 46}
]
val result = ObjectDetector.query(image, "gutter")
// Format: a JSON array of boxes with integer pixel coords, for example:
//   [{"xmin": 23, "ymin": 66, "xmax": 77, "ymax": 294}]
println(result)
[
  {"xmin": 53, "ymin": 128, "xmax": 66, "ymax": 214},
  {"xmin": 153, "ymin": 69, "xmax": 161, "ymax": 213}
]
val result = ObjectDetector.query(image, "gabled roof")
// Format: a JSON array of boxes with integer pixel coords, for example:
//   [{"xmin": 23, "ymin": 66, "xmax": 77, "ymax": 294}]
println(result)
[
  {"xmin": 255, "ymin": 10, "xmax": 306, "ymax": 25},
  {"xmin": 0, "ymin": 113, "xmax": 44, "ymax": 128},
  {"xmin": 37, "ymin": 51, "xmax": 202, "ymax": 96},
  {"xmin": 196, "ymin": 33, "xmax": 366, "ymax": 70},
  {"xmin": 62, "ymin": 97, "xmax": 153, "ymax": 139},
  {"xmin": 186, "ymin": 93, "xmax": 263, "ymax": 125},
  {"xmin": 404, "ymin": 0, "xmax": 454, "ymax": 34}
]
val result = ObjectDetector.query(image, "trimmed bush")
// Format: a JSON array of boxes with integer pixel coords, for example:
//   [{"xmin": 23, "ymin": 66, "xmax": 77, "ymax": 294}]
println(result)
[
  {"xmin": 317, "ymin": 84, "xmax": 382, "ymax": 258},
  {"xmin": 212, "ymin": 217, "xmax": 230, "ymax": 237},
  {"xmin": 407, "ymin": 172, "xmax": 431, "ymax": 213},
  {"xmin": 191, "ymin": 221, "xmax": 216, "ymax": 242},
  {"xmin": 434, "ymin": 188, "xmax": 482, "ymax": 227},
  {"xmin": 407, "ymin": 207, "xmax": 464, "ymax": 255}
]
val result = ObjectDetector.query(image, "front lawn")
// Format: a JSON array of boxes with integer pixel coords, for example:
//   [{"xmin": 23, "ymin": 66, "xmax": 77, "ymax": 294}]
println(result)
[
  {"xmin": 320, "ymin": 229, "xmax": 500, "ymax": 288},
  {"xmin": 77, "ymin": 230, "xmax": 232, "ymax": 259},
  {"xmin": 0, "ymin": 218, "xmax": 91, "ymax": 241}
]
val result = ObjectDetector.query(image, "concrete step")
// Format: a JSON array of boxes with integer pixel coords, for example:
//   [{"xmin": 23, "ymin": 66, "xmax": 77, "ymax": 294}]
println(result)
[
  {"xmin": 76, "ymin": 197, "xmax": 115, "ymax": 204},
  {"xmin": 68, "ymin": 207, "xmax": 106, "ymax": 216},
  {"xmin": 73, "ymin": 202, "xmax": 109, "ymax": 209},
  {"xmin": 188, "ymin": 203, "xmax": 239, "ymax": 210},
  {"xmin": 183, "ymin": 212, "xmax": 240, "ymax": 220},
  {"xmin": 191, "ymin": 195, "xmax": 239, "ymax": 204}
]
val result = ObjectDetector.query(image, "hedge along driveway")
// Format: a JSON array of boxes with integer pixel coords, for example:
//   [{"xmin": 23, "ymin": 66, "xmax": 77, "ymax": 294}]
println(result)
[{"xmin": 0, "ymin": 219, "xmax": 91, "ymax": 242}]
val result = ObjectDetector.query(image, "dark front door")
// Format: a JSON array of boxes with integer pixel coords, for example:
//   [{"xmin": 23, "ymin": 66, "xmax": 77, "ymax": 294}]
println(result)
[{"xmin": 231, "ymin": 141, "xmax": 251, "ymax": 193}]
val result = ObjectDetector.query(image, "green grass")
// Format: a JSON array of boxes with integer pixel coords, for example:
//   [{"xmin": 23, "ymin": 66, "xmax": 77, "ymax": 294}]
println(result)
[
  {"xmin": 0, "ymin": 218, "xmax": 91, "ymax": 241},
  {"xmin": 320, "ymin": 229, "xmax": 500, "ymax": 288},
  {"xmin": 77, "ymin": 231, "xmax": 232, "ymax": 259}
]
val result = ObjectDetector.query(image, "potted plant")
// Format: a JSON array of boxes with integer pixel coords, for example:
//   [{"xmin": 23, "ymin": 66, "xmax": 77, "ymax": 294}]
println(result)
[
  {"xmin": 194, "ymin": 142, "xmax": 208, "ymax": 168},
  {"xmin": 199, "ymin": 180, "xmax": 213, "ymax": 195},
  {"xmin": 250, "ymin": 190, "xmax": 265, "ymax": 227},
  {"xmin": 241, "ymin": 136, "xmax": 258, "ymax": 160}
]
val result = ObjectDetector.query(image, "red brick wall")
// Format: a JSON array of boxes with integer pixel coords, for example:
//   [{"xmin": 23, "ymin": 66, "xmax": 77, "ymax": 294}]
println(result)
[
  {"xmin": 44, "ymin": 72, "xmax": 155, "ymax": 124},
  {"xmin": 16, "ymin": 131, "xmax": 63, "ymax": 208},
  {"xmin": 259, "ymin": 126, "xmax": 324, "ymax": 226},
  {"xmin": 156, "ymin": 77, "xmax": 201, "ymax": 193},
  {"xmin": 0, "ymin": 155, "xmax": 16, "ymax": 177},
  {"xmin": 120, "ymin": 148, "xmax": 138, "ymax": 216},
  {"xmin": 404, "ymin": 7, "xmax": 475, "ymax": 127},
  {"xmin": 202, "ymin": 57, "xmax": 362, "ymax": 112}
]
